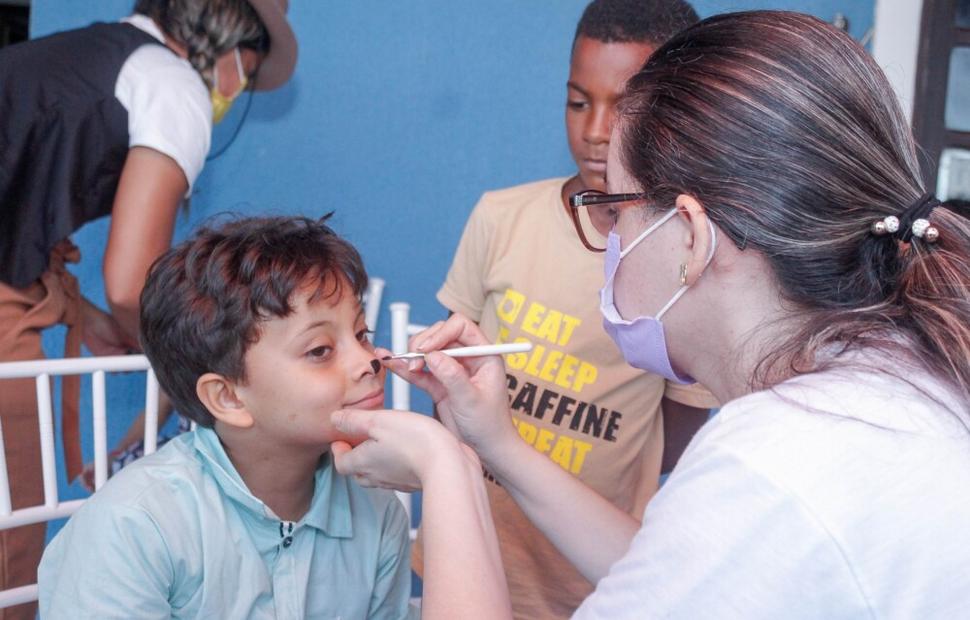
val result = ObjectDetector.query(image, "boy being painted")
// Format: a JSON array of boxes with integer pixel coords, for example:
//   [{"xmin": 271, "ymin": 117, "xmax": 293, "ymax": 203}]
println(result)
[
  {"xmin": 415, "ymin": 1, "xmax": 717, "ymax": 617},
  {"xmin": 39, "ymin": 216, "xmax": 413, "ymax": 619}
]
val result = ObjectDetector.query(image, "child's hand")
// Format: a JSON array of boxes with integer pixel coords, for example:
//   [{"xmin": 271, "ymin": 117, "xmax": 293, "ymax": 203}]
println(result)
[
  {"xmin": 379, "ymin": 313, "xmax": 519, "ymax": 466},
  {"xmin": 330, "ymin": 409, "xmax": 468, "ymax": 492}
]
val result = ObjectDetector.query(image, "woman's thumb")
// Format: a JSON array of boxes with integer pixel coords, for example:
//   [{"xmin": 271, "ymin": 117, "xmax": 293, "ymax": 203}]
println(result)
[{"xmin": 330, "ymin": 408, "xmax": 377, "ymax": 442}]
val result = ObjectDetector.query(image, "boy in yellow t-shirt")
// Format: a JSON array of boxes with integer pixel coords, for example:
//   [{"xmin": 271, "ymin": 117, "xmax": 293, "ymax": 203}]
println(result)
[{"xmin": 413, "ymin": 1, "xmax": 717, "ymax": 618}]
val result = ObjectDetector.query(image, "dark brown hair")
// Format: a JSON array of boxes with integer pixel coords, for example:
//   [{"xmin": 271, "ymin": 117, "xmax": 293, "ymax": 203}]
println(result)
[
  {"xmin": 574, "ymin": 0, "xmax": 699, "ymax": 48},
  {"xmin": 618, "ymin": 11, "xmax": 970, "ymax": 402},
  {"xmin": 139, "ymin": 215, "xmax": 368, "ymax": 427}
]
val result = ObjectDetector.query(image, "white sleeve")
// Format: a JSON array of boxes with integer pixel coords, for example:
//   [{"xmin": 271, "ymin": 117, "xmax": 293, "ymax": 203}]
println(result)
[
  {"xmin": 115, "ymin": 44, "xmax": 212, "ymax": 190},
  {"xmin": 572, "ymin": 439, "xmax": 869, "ymax": 620}
]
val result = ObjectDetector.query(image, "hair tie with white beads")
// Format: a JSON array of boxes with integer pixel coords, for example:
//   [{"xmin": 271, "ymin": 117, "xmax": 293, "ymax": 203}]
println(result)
[{"xmin": 870, "ymin": 193, "xmax": 940, "ymax": 243}]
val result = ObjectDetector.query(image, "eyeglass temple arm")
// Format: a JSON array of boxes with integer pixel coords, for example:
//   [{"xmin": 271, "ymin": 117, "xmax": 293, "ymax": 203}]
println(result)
[{"xmin": 569, "ymin": 192, "xmax": 642, "ymax": 208}]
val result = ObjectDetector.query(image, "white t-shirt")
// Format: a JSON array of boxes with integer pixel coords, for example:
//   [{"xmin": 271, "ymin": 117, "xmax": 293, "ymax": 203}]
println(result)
[
  {"xmin": 575, "ymin": 356, "xmax": 970, "ymax": 619},
  {"xmin": 115, "ymin": 14, "xmax": 211, "ymax": 190}
]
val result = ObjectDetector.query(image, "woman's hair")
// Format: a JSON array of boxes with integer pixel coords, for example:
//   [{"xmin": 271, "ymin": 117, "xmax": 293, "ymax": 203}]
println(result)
[
  {"xmin": 133, "ymin": 0, "xmax": 268, "ymax": 86},
  {"xmin": 618, "ymin": 11, "xmax": 970, "ymax": 400}
]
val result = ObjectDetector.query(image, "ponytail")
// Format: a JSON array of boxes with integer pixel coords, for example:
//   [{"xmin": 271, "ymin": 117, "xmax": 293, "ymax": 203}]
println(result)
[{"xmin": 894, "ymin": 204, "xmax": 970, "ymax": 396}]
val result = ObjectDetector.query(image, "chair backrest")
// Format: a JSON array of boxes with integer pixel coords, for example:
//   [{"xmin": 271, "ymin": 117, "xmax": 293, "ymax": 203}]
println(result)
[
  {"xmin": 363, "ymin": 277, "xmax": 385, "ymax": 341},
  {"xmin": 389, "ymin": 302, "xmax": 429, "ymax": 411},
  {"xmin": 0, "ymin": 354, "xmax": 160, "ymax": 609},
  {"xmin": 388, "ymin": 302, "xmax": 429, "ymax": 541}
]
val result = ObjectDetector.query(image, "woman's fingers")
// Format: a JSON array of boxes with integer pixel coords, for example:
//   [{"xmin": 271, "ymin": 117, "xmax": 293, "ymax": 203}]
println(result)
[
  {"xmin": 409, "ymin": 320, "xmax": 446, "ymax": 352},
  {"xmin": 330, "ymin": 410, "xmax": 439, "ymax": 492},
  {"xmin": 331, "ymin": 439, "xmax": 353, "ymax": 460},
  {"xmin": 380, "ymin": 356, "xmax": 449, "ymax": 401},
  {"xmin": 332, "ymin": 436, "xmax": 386, "ymax": 486},
  {"xmin": 383, "ymin": 314, "xmax": 498, "ymax": 381},
  {"xmin": 330, "ymin": 438, "xmax": 365, "ymax": 477},
  {"xmin": 412, "ymin": 313, "xmax": 491, "ymax": 352},
  {"xmin": 330, "ymin": 408, "xmax": 380, "ymax": 445},
  {"xmin": 425, "ymin": 351, "xmax": 482, "ymax": 407}
]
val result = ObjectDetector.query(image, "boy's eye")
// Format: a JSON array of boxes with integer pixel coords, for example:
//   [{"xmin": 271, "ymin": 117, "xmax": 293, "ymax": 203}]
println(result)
[
  {"xmin": 306, "ymin": 345, "xmax": 332, "ymax": 360},
  {"xmin": 356, "ymin": 329, "xmax": 374, "ymax": 343},
  {"xmin": 567, "ymin": 99, "xmax": 588, "ymax": 111}
]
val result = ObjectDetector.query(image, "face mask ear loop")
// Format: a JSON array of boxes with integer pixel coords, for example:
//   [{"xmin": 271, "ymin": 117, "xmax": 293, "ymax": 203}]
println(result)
[
  {"xmin": 704, "ymin": 217, "xmax": 718, "ymax": 264},
  {"xmin": 619, "ymin": 208, "xmax": 679, "ymax": 259},
  {"xmin": 212, "ymin": 57, "xmax": 220, "ymax": 92},
  {"xmin": 655, "ymin": 285, "xmax": 689, "ymax": 320},
  {"xmin": 233, "ymin": 47, "xmax": 246, "ymax": 85},
  {"xmin": 655, "ymin": 218, "xmax": 718, "ymax": 321}
]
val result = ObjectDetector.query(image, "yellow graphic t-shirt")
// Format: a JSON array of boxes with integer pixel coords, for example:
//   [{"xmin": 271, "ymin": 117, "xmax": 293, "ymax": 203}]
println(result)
[{"xmin": 420, "ymin": 178, "xmax": 718, "ymax": 619}]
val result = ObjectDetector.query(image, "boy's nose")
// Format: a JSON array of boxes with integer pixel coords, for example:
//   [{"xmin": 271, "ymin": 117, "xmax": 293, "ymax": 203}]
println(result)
[{"xmin": 584, "ymin": 105, "xmax": 612, "ymax": 144}]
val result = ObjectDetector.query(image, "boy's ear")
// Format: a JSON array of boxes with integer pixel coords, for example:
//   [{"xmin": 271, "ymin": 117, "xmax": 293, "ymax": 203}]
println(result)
[{"xmin": 196, "ymin": 373, "xmax": 254, "ymax": 429}]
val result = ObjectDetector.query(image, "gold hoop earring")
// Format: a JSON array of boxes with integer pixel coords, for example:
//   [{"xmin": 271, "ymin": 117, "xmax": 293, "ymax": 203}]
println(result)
[{"xmin": 679, "ymin": 263, "xmax": 688, "ymax": 285}]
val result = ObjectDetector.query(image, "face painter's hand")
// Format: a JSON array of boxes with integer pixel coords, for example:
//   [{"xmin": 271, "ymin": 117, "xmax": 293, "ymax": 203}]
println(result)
[
  {"xmin": 330, "ymin": 408, "xmax": 473, "ymax": 492},
  {"xmin": 379, "ymin": 313, "xmax": 519, "ymax": 467}
]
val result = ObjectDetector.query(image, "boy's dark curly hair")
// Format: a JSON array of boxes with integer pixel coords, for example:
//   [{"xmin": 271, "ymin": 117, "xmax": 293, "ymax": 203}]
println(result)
[
  {"xmin": 574, "ymin": 0, "xmax": 699, "ymax": 48},
  {"xmin": 139, "ymin": 215, "xmax": 368, "ymax": 427}
]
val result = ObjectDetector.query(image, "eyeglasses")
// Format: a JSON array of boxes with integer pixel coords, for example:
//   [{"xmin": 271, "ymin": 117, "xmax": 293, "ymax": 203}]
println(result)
[{"xmin": 568, "ymin": 190, "xmax": 643, "ymax": 252}]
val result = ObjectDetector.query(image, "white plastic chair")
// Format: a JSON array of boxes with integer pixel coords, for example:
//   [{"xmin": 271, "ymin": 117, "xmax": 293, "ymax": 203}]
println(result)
[
  {"xmin": 363, "ymin": 277, "xmax": 385, "ymax": 341},
  {"xmin": 0, "ymin": 354, "xmax": 160, "ymax": 609},
  {"xmin": 389, "ymin": 302, "xmax": 429, "ymax": 412},
  {"xmin": 388, "ymin": 302, "xmax": 429, "ymax": 542}
]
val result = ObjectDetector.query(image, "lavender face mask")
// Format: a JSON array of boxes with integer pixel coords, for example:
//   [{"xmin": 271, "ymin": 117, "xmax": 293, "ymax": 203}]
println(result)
[{"xmin": 599, "ymin": 209, "xmax": 716, "ymax": 384}]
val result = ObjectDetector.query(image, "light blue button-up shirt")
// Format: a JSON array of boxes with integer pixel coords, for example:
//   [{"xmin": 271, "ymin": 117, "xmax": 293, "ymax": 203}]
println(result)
[{"xmin": 39, "ymin": 428, "xmax": 412, "ymax": 619}]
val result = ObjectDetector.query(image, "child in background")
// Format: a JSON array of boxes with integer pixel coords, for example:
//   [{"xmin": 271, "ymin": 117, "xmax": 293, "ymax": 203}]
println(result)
[
  {"xmin": 39, "ymin": 216, "xmax": 412, "ymax": 619},
  {"xmin": 417, "ymin": 1, "xmax": 717, "ymax": 617}
]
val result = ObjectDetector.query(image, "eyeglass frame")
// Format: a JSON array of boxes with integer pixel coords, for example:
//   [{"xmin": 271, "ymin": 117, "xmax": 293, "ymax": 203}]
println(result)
[{"xmin": 567, "ymin": 189, "xmax": 644, "ymax": 253}]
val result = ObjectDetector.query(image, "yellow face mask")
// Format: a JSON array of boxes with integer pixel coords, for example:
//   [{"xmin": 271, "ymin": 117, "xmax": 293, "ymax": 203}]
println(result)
[{"xmin": 210, "ymin": 48, "xmax": 248, "ymax": 124}]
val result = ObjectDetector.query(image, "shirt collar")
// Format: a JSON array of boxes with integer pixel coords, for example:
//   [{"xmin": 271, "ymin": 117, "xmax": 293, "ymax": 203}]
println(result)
[
  {"xmin": 192, "ymin": 428, "xmax": 354, "ymax": 539},
  {"xmin": 121, "ymin": 14, "xmax": 167, "ymax": 44}
]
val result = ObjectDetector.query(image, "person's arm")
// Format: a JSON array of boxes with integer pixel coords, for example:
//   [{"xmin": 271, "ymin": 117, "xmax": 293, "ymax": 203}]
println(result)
[
  {"xmin": 103, "ymin": 146, "xmax": 187, "ymax": 341},
  {"xmin": 475, "ymin": 425, "xmax": 640, "ymax": 583},
  {"xmin": 421, "ymin": 443, "xmax": 509, "ymax": 620},
  {"xmin": 80, "ymin": 296, "xmax": 140, "ymax": 355},
  {"xmin": 73, "ymin": 147, "xmax": 187, "ymax": 490},
  {"xmin": 660, "ymin": 397, "xmax": 711, "ymax": 474},
  {"xmin": 38, "ymin": 503, "xmax": 173, "ymax": 618},
  {"xmin": 376, "ymin": 314, "xmax": 641, "ymax": 583},
  {"xmin": 332, "ymin": 411, "xmax": 511, "ymax": 620}
]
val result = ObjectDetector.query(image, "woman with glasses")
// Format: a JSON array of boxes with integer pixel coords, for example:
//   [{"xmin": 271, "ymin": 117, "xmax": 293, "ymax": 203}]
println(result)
[
  {"xmin": 332, "ymin": 10, "xmax": 970, "ymax": 619},
  {"xmin": 0, "ymin": 2, "xmax": 294, "ymax": 616}
]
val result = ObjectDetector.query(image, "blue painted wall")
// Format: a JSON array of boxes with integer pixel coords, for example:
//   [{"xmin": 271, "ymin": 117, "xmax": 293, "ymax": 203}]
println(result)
[{"xmin": 30, "ymin": 0, "xmax": 873, "ymax": 531}]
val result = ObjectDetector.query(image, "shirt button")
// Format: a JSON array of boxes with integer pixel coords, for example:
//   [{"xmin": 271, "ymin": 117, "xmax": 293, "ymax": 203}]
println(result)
[{"xmin": 282, "ymin": 536, "xmax": 293, "ymax": 548}]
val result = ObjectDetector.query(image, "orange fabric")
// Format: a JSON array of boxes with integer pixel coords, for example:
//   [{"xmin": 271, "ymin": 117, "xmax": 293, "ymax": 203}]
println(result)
[
  {"xmin": 41, "ymin": 242, "xmax": 84, "ymax": 481},
  {"xmin": 0, "ymin": 240, "xmax": 83, "ymax": 619}
]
